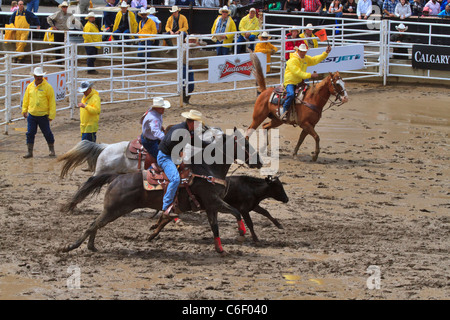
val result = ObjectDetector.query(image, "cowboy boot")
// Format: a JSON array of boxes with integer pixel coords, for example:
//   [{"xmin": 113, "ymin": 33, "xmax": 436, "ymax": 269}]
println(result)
[
  {"xmin": 48, "ymin": 143, "xmax": 56, "ymax": 157},
  {"xmin": 23, "ymin": 143, "xmax": 34, "ymax": 159}
]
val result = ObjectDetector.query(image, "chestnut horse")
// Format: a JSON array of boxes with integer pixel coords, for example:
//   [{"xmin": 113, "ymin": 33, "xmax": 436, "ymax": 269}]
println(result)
[{"xmin": 247, "ymin": 53, "xmax": 349, "ymax": 161}]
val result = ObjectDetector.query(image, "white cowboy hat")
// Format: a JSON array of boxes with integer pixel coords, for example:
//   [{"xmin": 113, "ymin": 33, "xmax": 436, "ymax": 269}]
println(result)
[
  {"xmin": 289, "ymin": 25, "xmax": 301, "ymax": 32},
  {"xmin": 58, "ymin": 1, "xmax": 69, "ymax": 8},
  {"xmin": 138, "ymin": 7, "xmax": 148, "ymax": 16},
  {"xmin": 395, "ymin": 23, "xmax": 408, "ymax": 31},
  {"xmin": 249, "ymin": 8, "xmax": 256, "ymax": 12},
  {"xmin": 151, "ymin": 97, "xmax": 171, "ymax": 109},
  {"xmin": 147, "ymin": 7, "xmax": 157, "ymax": 15},
  {"xmin": 78, "ymin": 81, "xmax": 93, "ymax": 93},
  {"xmin": 169, "ymin": 5, "xmax": 181, "ymax": 13},
  {"xmin": 120, "ymin": 1, "xmax": 129, "ymax": 8},
  {"xmin": 259, "ymin": 31, "xmax": 270, "ymax": 39},
  {"xmin": 85, "ymin": 12, "xmax": 96, "ymax": 20},
  {"xmin": 295, "ymin": 43, "xmax": 308, "ymax": 52},
  {"xmin": 219, "ymin": 6, "xmax": 230, "ymax": 13},
  {"xmin": 32, "ymin": 67, "xmax": 46, "ymax": 77},
  {"xmin": 181, "ymin": 109, "xmax": 203, "ymax": 122},
  {"xmin": 305, "ymin": 23, "xmax": 314, "ymax": 31}
]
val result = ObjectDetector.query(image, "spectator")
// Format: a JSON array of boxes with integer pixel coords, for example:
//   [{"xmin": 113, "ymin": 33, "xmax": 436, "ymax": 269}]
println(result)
[
  {"xmin": 300, "ymin": 23, "xmax": 318, "ymax": 49},
  {"xmin": 211, "ymin": 5, "xmax": 237, "ymax": 55},
  {"xmin": 176, "ymin": 0, "xmax": 195, "ymax": 5},
  {"xmin": 148, "ymin": 7, "xmax": 162, "ymax": 34},
  {"xmin": 102, "ymin": 0, "xmax": 117, "ymax": 33},
  {"xmin": 83, "ymin": 12, "xmax": 102, "ymax": 74},
  {"xmin": 395, "ymin": 0, "xmax": 412, "ymax": 19},
  {"xmin": 113, "ymin": 1, "xmax": 138, "ymax": 40},
  {"xmin": 77, "ymin": 81, "xmax": 101, "ymax": 143},
  {"xmin": 284, "ymin": 0, "xmax": 301, "ymax": 11},
  {"xmin": 254, "ymin": 31, "xmax": 278, "ymax": 73},
  {"xmin": 441, "ymin": 0, "xmax": 448, "ymax": 11},
  {"xmin": 424, "ymin": 0, "xmax": 441, "ymax": 14},
  {"xmin": 268, "ymin": 1, "xmax": 283, "ymax": 10},
  {"xmin": 131, "ymin": 0, "xmax": 148, "ymax": 9},
  {"xmin": 47, "ymin": 1, "xmax": 73, "ymax": 55},
  {"xmin": 9, "ymin": 0, "xmax": 40, "ymax": 63},
  {"xmin": 343, "ymin": 0, "xmax": 357, "ymax": 13},
  {"xmin": 391, "ymin": 23, "xmax": 411, "ymax": 59},
  {"xmin": 137, "ymin": 7, "xmax": 157, "ymax": 60},
  {"xmin": 79, "ymin": 0, "xmax": 90, "ymax": 14},
  {"xmin": 438, "ymin": 3, "xmax": 450, "ymax": 16},
  {"xmin": 22, "ymin": 67, "xmax": 56, "ymax": 159},
  {"xmin": 228, "ymin": 0, "xmax": 238, "ymax": 18},
  {"xmin": 285, "ymin": 26, "xmax": 303, "ymax": 60},
  {"xmin": 411, "ymin": 0, "xmax": 424, "ymax": 15},
  {"xmin": 357, "ymin": 0, "xmax": 373, "ymax": 19},
  {"xmin": 383, "ymin": 0, "xmax": 399, "ymax": 17},
  {"xmin": 27, "ymin": 0, "xmax": 39, "ymax": 13},
  {"xmin": 182, "ymin": 36, "xmax": 206, "ymax": 103},
  {"xmin": 302, "ymin": 0, "xmax": 322, "ymax": 12},
  {"xmin": 11, "ymin": 1, "xmax": 19, "ymax": 11},
  {"xmin": 329, "ymin": 0, "xmax": 343, "ymax": 16},
  {"xmin": 237, "ymin": 7, "xmax": 260, "ymax": 54},
  {"xmin": 196, "ymin": 0, "xmax": 220, "ymax": 7},
  {"xmin": 164, "ymin": 5, "xmax": 189, "ymax": 46},
  {"xmin": 421, "ymin": 5, "xmax": 431, "ymax": 15}
]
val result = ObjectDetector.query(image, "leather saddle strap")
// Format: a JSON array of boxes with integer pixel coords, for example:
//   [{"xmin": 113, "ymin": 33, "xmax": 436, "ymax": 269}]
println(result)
[{"xmin": 191, "ymin": 173, "xmax": 227, "ymax": 187}]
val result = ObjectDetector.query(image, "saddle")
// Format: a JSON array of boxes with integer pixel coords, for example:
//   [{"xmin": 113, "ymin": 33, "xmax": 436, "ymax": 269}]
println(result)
[
  {"xmin": 270, "ymin": 82, "xmax": 308, "ymax": 122},
  {"xmin": 125, "ymin": 137, "xmax": 155, "ymax": 170}
]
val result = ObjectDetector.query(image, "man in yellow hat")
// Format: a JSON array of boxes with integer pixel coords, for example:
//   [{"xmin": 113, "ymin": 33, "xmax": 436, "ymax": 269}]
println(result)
[{"xmin": 281, "ymin": 43, "xmax": 331, "ymax": 120}]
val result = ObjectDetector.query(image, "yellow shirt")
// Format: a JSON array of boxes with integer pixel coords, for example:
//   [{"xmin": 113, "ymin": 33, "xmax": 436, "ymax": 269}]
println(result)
[
  {"xmin": 300, "ymin": 33, "xmax": 319, "ymax": 49},
  {"xmin": 113, "ymin": 10, "xmax": 138, "ymax": 34},
  {"xmin": 22, "ymin": 79, "xmax": 56, "ymax": 120},
  {"xmin": 80, "ymin": 89, "xmax": 101, "ymax": 134},
  {"xmin": 165, "ymin": 14, "xmax": 189, "ymax": 33},
  {"xmin": 211, "ymin": 16, "xmax": 237, "ymax": 48},
  {"xmin": 255, "ymin": 42, "xmax": 278, "ymax": 73},
  {"xmin": 238, "ymin": 14, "xmax": 260, "ymax": 37},
  {"xmin": 138, "ymin": 18, "xmax": 157, "ymax": 39},
  {"xmin": 283, "ymin": 51, "xmax": 328, "ymax": 87},
  {"xmin": 83, "ymin": 21, "xmax": 102, "ymax": 48}
]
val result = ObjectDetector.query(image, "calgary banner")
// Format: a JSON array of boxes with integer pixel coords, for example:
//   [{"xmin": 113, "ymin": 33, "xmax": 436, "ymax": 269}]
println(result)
[
  {"xmin": 306, "ymin": 45, "xmax": 365, "ymax": 74},
  {"xmin": 21, "ymin": 71, "xmax": 67, "ymax": 102},
  {"xmin": 412, "ymin": 45, "xmax": 450, "ymax": 71},
  {"xmin": 208, "ymin": 52, "xmax": 267, "ymax": 83}
]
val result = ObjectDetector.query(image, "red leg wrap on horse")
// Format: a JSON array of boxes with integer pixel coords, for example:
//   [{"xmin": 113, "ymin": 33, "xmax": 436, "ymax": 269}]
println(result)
[
  {"xmin": 238, "ymin": 219, "xmax": 246, "ymax": 236},
  {"xmin": 214, "ymin": 237, "xmax": 223, "ymax": 253}
]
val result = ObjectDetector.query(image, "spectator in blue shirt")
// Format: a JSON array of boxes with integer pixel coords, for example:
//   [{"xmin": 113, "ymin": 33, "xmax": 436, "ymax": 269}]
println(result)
[
  {"xmin": 383, "ymin": 0, "xmax": 399, "ymax": 17},
  {"xmin": 438, "ymin": 3, "xmax": 450, "ymax": 16}
]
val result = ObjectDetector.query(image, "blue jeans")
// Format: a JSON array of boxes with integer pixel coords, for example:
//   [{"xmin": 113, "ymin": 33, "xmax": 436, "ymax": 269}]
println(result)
[
  {"xmin": 141, "ymin": 134, "xmax": 159, "ymax": 159},
  {"xmin": 183, "ymin": 64, "xmax": 194, "ymax": 93},
  {"xmin": 85, "ymin": 46, "xmax": 97, "ymax": 68},
  {"xmin": 113, "ymin": 28, "xmax": 130, "ymax": 41},
  {"xmin": 237, "ymin": 34, "xmax": 256, "ymax": 53},
  {"xmin": 27, "ymin": 0, "xmax": 39, "ymax": 12},
  {"xmin": 282, "ymin": 84, "xmax": 295, "ymax": 114},
  {"xmin": 216, "ymin": 45, "xmax": 230, "ymax": 56},
  {"xmin": 138, "ymin": 40, "xmax": 153, "ymax": 59},
  {"xmin": 26, "ymin": 114, "xmax": 55, "ymax": 145},
  {"xmin": 157, "ymin": 150, "xmax": 181, "ymax": 211},
  {"xmin": 81, "ymin": 132, "xmax": 97, "ymax": 142}
]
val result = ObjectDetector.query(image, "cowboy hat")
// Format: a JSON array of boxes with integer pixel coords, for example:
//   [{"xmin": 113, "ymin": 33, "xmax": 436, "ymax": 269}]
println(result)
[
  {"xmin": 259, "ymin": 31, "xmax": 271, "ymax": 39},
  {"xmin": 219, "ymin": 6, "xmax": 230, "ymax": 13},
  {"xmin": 147, "ymin": 7, "xmax": 157, "ymax": 15},
  {"xmin": 78, "ymin": 81, "xmax": 93, "ymax": 93},
  {"xmin": 395, "ymin": 23, "xmax": 408, "ymax": 31},
  {"xmin": 249, "ymin": 8, "xmax": 256, "ymax": 12},
  {"xmin": 138, "ymin": 7, "xmax": 148, "ymax": 16},
  {"xmin": 58, "ymin": 1, "xmax": 69, "ymax": 8},
  {"xmin": 289, "ymin": 25, "xmax": 301, "ymax": 32},
  {"xmin": 85, "ymin": 12, "xmax": 96, "ymax": 20},
  {"xmin": 295, "ymin": 44, "xmax": 308, "ymax": 52},
  {"xmin": 305, "ymin": 23, "xmax": 314, "ymax": 31},
  {"xmin": 120, "ymin": 1, "xmax": 129, "ymax": 8},
  {"xmin": 32, "ymin": 67, "xmax": 46, "ymax": 77},
  {"xmin": 169, "ymin": 5, "xmax": 181, "ymax": 13},
  {"xmin": 181, "ymin": 109, "xmax": 203, "ymax": 122},
  {"xmin": 151, "ymin": 97, "xmax": 171, "ymax": 109}
]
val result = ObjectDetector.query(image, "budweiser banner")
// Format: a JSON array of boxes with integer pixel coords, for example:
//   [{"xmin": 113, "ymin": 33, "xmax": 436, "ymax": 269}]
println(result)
[
  {"xmin": 208, "ymin": 52, "xmax": 267, "ymax": 84},
  {"xmin": 306, "ymin": 45, "xmax": 365, "ymax": 74},
  {"xmin": 412, "ymin": 45, "xmax": 450, "ymax": 71}
]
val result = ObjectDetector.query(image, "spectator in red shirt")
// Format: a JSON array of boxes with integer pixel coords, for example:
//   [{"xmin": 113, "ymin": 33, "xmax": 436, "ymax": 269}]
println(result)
[
  {"xmin": 302, "ymin": 0, "xmax": 323, "ymax": 12},
  {"xmin": 285, "ymin": 26, "xmax": 304, "ymax": 60}
]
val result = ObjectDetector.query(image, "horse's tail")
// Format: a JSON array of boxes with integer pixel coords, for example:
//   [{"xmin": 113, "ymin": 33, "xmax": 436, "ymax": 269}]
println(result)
[
  {"xmin": 61, "ymin": 174, "xmax": 119, "ymax": 213},
  {"xmin": 58, "ymin": 140, "xmax": 108, "ymax": 179},
  {"xmin": 250, "ymin": 52, "xmax": 266, "ymax": 93}
]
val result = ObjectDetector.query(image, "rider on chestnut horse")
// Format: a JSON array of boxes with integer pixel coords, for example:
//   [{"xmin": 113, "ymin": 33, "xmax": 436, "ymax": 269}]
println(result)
[{"xmin": 281, "ymin": 43, "xmax": 331, "ymax": 121}]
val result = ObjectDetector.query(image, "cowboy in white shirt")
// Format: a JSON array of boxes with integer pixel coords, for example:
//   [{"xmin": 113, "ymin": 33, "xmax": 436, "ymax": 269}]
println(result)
[
  {"xmin": 357, "ymin": 0, "xmax": 373, "ymax": 19},
  {"xmin": 141, "ymin": 97, "xmax": 171, "ymax": 159}
]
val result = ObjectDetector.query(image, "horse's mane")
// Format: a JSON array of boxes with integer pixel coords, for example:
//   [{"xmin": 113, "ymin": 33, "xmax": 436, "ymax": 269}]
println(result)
[{"xmin": 307, "ymin": 73, "xmax": 333, "ymax": 97}]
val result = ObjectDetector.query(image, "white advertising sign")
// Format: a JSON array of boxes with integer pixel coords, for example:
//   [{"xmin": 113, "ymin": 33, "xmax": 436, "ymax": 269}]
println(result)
[
  {"xmin": 306, "ymin": 45, "xmax": 365, "ymax": 74},
  {"xmin": 21, "ymin": 71, "xmax": 67, "ymax": 102},
  {"xmin": 208, "ymin": 52, "xmax": 267, "ymax": 83}
]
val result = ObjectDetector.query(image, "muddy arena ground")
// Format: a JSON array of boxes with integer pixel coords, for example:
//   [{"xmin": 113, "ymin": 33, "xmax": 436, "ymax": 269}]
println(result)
[{"xmin": 0, "ymin": 77, "xmax": 449, "ymax": 301}]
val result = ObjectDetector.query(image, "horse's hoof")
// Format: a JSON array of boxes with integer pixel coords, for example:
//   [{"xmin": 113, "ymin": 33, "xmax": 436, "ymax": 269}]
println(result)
[
  {"xmin": 219, "ymin": 250, "xmax": 229, "ymax": 257},
  {"xmin": 237, "ymin": 235, "xmax": 246, "ymax": 243},
  {"xmin": 149, "ymin": 224, "xmax": 158, "ymax": 230},
  {"xmin": 148, "ymin": 234, "xmax": 158, "ymax": 242},
  {"xmin": 87, "ymin": 246, "xmax": 98, "ymax": 252}
]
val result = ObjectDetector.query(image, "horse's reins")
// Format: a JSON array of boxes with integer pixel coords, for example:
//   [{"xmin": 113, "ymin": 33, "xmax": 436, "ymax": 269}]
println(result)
[{"xmin": 311, "ymin": 76, "xmax": 347, "ymax": 114}]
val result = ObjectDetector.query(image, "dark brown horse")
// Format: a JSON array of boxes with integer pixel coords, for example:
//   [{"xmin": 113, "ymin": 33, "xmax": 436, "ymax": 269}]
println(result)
[
  {"xmin": 247, "ymin": 53, "xmax": 349, "ymax": 161},
  {"xmin": 60, "ymin": 129, "xmax": 263, "ymax": 255}
]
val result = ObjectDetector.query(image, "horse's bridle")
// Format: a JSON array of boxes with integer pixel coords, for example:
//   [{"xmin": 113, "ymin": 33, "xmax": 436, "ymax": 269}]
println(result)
[{"xmin": 314, "ymin": 74, "xmax": 348, "ymax": 113}]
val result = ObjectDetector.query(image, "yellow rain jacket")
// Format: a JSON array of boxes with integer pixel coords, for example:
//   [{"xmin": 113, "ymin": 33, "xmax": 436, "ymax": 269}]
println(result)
[
  {"xmin": 255, "ymin": 41, "xmax": 278, "ymax": 73},
  {"xmin": 211, "ymin": 16, "xmax": 237, "ymax": 48},
  {"xmin": 12, "ymin": 11, "xmax": 30, "ymax": 53},
  {"xmin": 138, "ymin": 18, "xmax": 157, "ymax": 39},
  {"xmin": 83, "ymin": 21, "xmax": 102, "ymax": 48},
  {"xmin": 80, "ymin": 89, "xmax": 101, "ymax": 134},
  {"xmin": 165, "ymin": 14, "xmax": 189, "ymax": 33},
  {"xmin": 43, "ymin": 27, "xmax": 55, "ymax": 43},
  {"xmin": 22, "ymin": 79, "xmax": 56, "ymax": 120},
  {"xmin": 238, "ymin": 14, "xmax": 260, "ymax": 37},
  {"xmin": 300, "ymin": 32, "xmax": 318, "ymax": 49},
  {"xmin": 113, "ymin": 10, "xmax": 138, "ymax": 34},
  {"xmin": 283, "ymin": 51, "xmax": 328, "ymax": 87}
]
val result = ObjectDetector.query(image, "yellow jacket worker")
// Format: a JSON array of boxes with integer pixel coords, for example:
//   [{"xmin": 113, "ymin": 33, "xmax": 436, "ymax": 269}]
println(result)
[
  {"xmin": 22, "ymin": 67, "xmax": 56, "ymax": 158},
  {"xmin": 237, "ymin": 7, "xmax": 260, "ymax": 53},
  {"xmin": 281, "ymin": 43, "xmax": 331, "ymax": 119},
  {"xmin": 164, "ymin": 6, "xmax": 189, "ymax": 46},
  {"xmin": 77, "ymin": 81, "xmax": 101, "ymax": 142},
  {"xmin": 113, "ymin": 1, "xmax": 138, "ymax": 38},
  {"xmin": 9, "ymin": 1, "xmax": 41, "ymax": 63},
  {"xmin": 83, "ymin": 12, "xmax": 102, "ymax": 74},
  {"xmin": 254, "ymin": 32, "xmax": 278, "ymax": 73},
  {"xmin": 300, "ymin": 24, "xmax": 319, "ymax": 49},
  {"xmin": 211, "ymin": 6, "xmax": 237, "ymax": 54}
]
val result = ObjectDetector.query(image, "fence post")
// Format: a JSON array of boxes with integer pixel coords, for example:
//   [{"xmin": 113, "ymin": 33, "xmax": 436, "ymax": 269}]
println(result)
[
  {"xmin": 177, "ymin": 33, "xmax": 183, "ymax": 107},
  {"xmin": 69, "ymin": 43, "xmax": 77, "ymax": 119},
  {"xmin": 382, "ymin": 19, "xmax": 388, "ymax": 86},
  {"xmin": 4, "ymin": 54, "xmax": 12, "ymax": 135}
]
